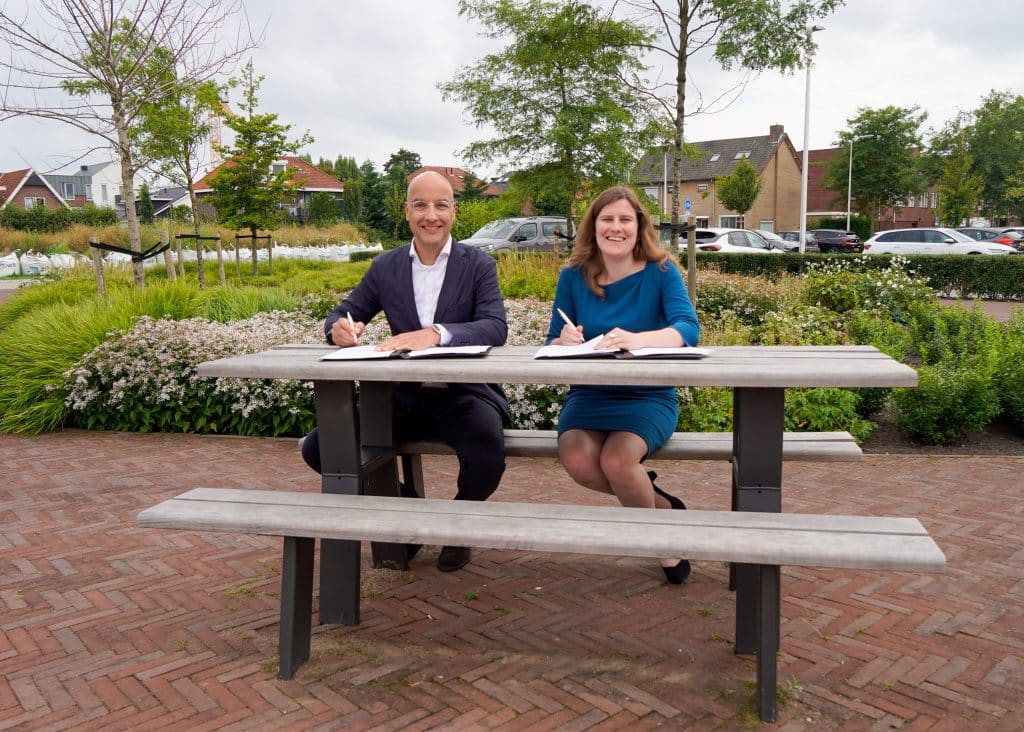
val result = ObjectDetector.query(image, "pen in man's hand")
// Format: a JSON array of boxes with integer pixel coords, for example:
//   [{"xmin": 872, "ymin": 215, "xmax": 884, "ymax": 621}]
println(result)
[
  {"xmin": 556, "ymin": 308, "xmax": 575, "ymax": 329},
  {"xmin": 347, "ymin": 312, "xmax": 357, "ymax": 342}
]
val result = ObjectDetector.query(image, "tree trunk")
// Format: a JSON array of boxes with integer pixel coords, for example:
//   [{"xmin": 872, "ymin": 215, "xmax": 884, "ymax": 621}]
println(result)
[
  {"xmin": 89, "ymin": 237, "xmax": 106, "ymax": 298},
  {"xmin": 113, "ymin": 100, "xmax": 144, "ymax": 287},
  {"xmin": 161, "ymin": 230, "xmax": 176, "ymax": 283},
  {"xmin": 215, "ymin": 234, "xmax": 225, "ymax": 285},
  {"xmin": 250, "ymin": 226, "xmax": 258, "ymax": 276},
  {"xmin": 677, "ymin": 0, "xmax": 696, "ymax": 303},
  {"xmin": 189, "ymin": 188, "xmax": 205, "ymax": 288}
]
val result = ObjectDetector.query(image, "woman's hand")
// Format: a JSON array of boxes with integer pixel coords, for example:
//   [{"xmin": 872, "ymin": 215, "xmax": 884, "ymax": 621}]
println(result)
[
  {"xmin": 597, "ymin": 328, "xmax": 644, "ymax": 351},
  {"xmin": 553, "ymin": 323, "xmax": 584, "ymax": 345}
]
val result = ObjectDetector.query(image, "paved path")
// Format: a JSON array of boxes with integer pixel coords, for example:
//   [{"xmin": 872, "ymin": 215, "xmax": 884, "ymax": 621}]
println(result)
[{"xmin": 1, "ymin": 430, "xmax": 1021, "ymax": 730}]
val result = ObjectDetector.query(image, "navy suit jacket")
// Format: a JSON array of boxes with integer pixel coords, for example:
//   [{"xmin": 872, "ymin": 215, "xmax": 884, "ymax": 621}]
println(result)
[{"xmin": 325, "ymin": 241, "xmax": 510, "ymax": 420}]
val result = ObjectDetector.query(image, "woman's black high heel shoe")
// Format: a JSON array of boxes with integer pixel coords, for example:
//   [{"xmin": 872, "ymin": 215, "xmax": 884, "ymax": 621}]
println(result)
[
  {"xmin": 648, "ymin": 470, "xmax": 686, "ymax": 510},
  {"xmin": 648, "ymin": 471, "xmax": 691, "ymax": 583}
]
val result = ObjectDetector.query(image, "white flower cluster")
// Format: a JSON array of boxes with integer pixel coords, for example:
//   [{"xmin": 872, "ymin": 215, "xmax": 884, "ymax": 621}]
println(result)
[
  {"xmin": 62, "ymin": 312, "xmax": 323, "ymax": 421},
  {"xmin": 503, "ymin": 298, "xmax": 567, "ymax": 429}
]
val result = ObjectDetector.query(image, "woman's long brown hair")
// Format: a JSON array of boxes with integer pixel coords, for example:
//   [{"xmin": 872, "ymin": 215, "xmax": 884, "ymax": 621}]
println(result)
[{"xmin": 568, "ymin": 186, "xmax": 678, "ymax": 298}]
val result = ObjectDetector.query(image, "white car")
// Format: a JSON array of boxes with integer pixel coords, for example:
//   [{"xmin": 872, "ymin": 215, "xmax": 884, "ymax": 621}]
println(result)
[
  {"xmin": 864, "ymin": 227, "xmax": 1018, "ymax": 255},
  {"xmin": 688, "ymin": 228, "xmax": 782, "ymax": 254}
]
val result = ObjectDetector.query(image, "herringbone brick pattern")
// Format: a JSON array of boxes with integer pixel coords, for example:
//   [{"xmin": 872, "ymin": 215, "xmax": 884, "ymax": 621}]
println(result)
[{"xmin": 1, "ymin": 430, "xmax": 1021, "ymax": 730}]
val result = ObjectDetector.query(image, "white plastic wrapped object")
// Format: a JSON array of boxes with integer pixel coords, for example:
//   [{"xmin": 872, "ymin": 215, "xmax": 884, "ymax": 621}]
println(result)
[
  {"xmin": 104, "ymin": 251, "xmax": 134, "ymax": 267},
  {"xmin": 0, "ymin": 252, "xmax": 19, "ymax": 277},
  {"xmin": 49, "ymin": 253, "xmax": 77, "ymax": 270},
  {"xmin": 19, "ymin": 251, "xmax": 52, "ymax": 275}
]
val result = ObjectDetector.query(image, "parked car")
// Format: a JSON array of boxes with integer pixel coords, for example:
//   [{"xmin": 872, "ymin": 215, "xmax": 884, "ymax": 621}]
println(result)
[
  {"xmin": 809, "ymin": 229, "xmax": 863, "ymax": 253},
  {"xmin": 772, "ymin": 230, "xmax": 820, "ymax": 253},
  {"xmin": 957, "ymin": 227, "xmax": 1024, "ymax": 250},
  {"xmin": 863, "ymin": 227, "xmax": 1018, "ymax": 255},
  {"xmin": 691, "ymin": 228, "xmax": 782, "ymax": 254},
  {"xmin": 461, "ymin": 216, "xmax": 569, "ymax": 252}
]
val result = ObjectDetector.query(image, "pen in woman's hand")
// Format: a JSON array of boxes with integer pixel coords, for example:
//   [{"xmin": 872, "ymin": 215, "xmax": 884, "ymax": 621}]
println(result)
[{"xmin": 556, "ymin": 308, "xmax": 575, "ymax": 329}]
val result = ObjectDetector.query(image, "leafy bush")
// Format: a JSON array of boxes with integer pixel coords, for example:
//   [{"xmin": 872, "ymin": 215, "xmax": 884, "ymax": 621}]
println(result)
[
  {"xmin": 892, "ymin": 363, "xmax": 1001, "ymax": 444},
  {"xmin": 995, "ymin": 311, "xmax": 1024, "ymax": 433},
  {"xmin": 0, "ymin": 203, "xmax": 118, "ymax": 232},
  {"xmin": 813, "ymin": 215, "xmax": 871, "ymax": 242},
  {"xmin": 62, "ymin": 313, "xmax": 322, "ymax": 435},
  {"xmin": 802, "ymin": 255, "xmax": 934, "ymax": 322},
  {"xmin": 784, "ymin": 388, "xmax": 874, "ymax": 442},
  {"xmin": 677, "ymin": 387, "xmax": 732, "ymax": 431}
]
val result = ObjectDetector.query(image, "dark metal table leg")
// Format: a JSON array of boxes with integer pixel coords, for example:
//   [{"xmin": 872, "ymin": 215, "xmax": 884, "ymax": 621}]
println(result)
[
  {"xmin": 756, "ymin": 564, "xmax": 780, "ymax": 723},
  {"xmin": 732, "ymin": 387, "xmax": 783, "ymax": 655},
  {"xmin": 358, "ymin": 382, "xmax": 407, "ymax": 570},
  {"xmin": 315, "ymin": 380, "xmax": 362, "ymax": 626},
  {"xmin": 278, "ymin": 536, "xmax": 314, "ymax": 679}
]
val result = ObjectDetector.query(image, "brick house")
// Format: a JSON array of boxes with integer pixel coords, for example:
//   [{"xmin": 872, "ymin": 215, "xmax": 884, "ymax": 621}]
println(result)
[
  {"xmin": 634, "ymin": 124, "xmax": 802, "ymax": 231},
  {"xmin": 805, "ymin": 148, "xmax": 938, "ymax": 230},
  {"xmin": 194, "ymin": 156, "xmax": 345, "ymax": 223},
  {"xmin": 0, "ymin": 168, "xmax": 68, "ymax": 210}
]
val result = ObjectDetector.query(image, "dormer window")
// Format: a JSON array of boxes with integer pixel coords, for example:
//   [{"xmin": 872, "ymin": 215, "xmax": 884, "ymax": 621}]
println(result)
[
  {"xmin": 271, "ymin": 160, "xmax": 287, "ymax": 174},
  {"xmin": 734, "ymin": 151, "xmax": 751, "ymax": 159},
  {"xmin": 709, "ymin": 153, "xmax": 720, "ymax": 162}
]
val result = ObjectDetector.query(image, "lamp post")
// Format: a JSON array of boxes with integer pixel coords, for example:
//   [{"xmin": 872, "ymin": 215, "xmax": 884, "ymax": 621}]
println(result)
[
  {"xmin": 798, "ymin": 25, "xmax": 825, "ymax": 254},
  {"xmin": 845, "ymin": 136, "xmax": 853, "ymax": 230}
]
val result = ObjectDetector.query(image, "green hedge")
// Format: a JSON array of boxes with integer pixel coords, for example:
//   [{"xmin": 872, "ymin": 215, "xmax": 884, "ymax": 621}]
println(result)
[
  {"xmin": 0, "ymin": 203, "xmax": 119, "ymax": 232},
  {"xmin": 699, "ymin": 252, "xmax": 1024, "ymax": 298}
]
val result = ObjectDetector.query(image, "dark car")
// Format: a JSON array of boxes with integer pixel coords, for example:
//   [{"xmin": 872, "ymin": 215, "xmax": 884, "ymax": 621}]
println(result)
[
  {"xmin": 810, "ymin": 229, "xmax": 863, "ymax": 253},
  {"xmin": 957, "ymin": 227, "xmax": 1024, "ymax": 250},
  {"xmin": 774, "ymin": 230, "xmax": 820, "ymax": 253}
]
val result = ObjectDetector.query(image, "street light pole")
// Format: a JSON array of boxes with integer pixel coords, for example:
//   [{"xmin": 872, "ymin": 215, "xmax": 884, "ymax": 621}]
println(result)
[
  {"xmin": 798, "ymin": 25, "xmax": 825, "ymax": 254},
  {"xmin": 846, "ymin": 137, "xmax": 853, "ymax": 230}
]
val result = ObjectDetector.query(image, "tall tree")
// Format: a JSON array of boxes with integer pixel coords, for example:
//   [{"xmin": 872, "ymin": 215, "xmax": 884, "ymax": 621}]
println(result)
[
  {"xmin": 936, "ymin": 138, "xmax": 984, "ymax": 227},
  {"xmin": 341, "ymin": 177, "xmax": 364, "ymax": 222},
  {"xmin": 335, "ymin": 156, "xmax": 361, "ymax": 181},
  {"xmin": 207, "ymin": 61, "xmax": 313, "ymax": 273},
  {"xmin": 137, "ymin": 183, "xmax": 155, "ymax": 225},
  {"xmin": 0, "ymin": 0, "xmax": 256, "ymax": 287},
  {"xmin": 441, "ymin": 0, "xmax": 663, "ymax": 236},
  {"xmin": 134, "ymin": 75, "xmax": 222, "ymax": 284},
  {"xmin": 458, "ymin": 170, "xmax": 490, "ymax": 201},
  {"xmin": 714, "ymin": 157, "xmax": 762, "ymax": 222},
  {"xmin": 964, "ymin": 90, "xmax": 1024, "ymax": 222},
  {"xmin": 824, "ymin": 105, "xmax": 926, "ymax": 233},
  {"xmin": 616, "ymin": 0, "xmax": 841, "ymax": 272}
]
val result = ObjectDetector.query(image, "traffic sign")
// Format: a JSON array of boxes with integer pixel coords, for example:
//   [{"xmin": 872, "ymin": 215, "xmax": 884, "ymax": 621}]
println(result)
[{"xmin": 684, "ymin": 198, "xmax": 692, "ymax": 211}]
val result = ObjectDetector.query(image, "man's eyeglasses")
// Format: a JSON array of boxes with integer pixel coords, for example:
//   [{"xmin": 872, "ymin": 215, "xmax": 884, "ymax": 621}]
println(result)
[{"xmin": 409, "ymin": 200, "xmax": 454, "ymax": 214}]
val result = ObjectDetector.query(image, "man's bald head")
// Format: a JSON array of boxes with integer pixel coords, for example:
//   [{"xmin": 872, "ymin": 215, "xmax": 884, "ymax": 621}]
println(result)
[{"xmin": 407, "ymin": 170, "xmax": 454, "ymax": 200}]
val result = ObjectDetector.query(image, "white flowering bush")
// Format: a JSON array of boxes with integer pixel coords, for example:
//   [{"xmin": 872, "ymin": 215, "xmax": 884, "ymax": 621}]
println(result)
[
  {"xmin": 61, "ymin": 312, "xmax": 324, "ymax": 435},
  {"xmin": 802, "ymin": 255, "xmax": 934, "ymax": 323},
  {"xmin": 504, "ymin": 298, "xmax": 568, "ymax": 429}
]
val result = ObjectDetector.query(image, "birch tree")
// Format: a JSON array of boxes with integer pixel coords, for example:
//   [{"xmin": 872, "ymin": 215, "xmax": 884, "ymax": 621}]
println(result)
[{"xmin": 0, "ymin": 0, "xmax": 258, "ymax": 286}]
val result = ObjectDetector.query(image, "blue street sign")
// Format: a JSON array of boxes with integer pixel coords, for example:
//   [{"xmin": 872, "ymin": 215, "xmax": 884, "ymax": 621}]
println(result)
[{"xmin": 684, "ymin": 198, "xmax": 692, "ymax": 211}]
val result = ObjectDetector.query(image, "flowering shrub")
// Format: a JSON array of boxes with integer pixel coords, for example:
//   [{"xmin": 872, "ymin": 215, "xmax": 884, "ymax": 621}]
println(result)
[
  {"xmin": 504, "ymin": 298, "xmax": 567, "ymax": 429},
  {"xmin": 61, "ymin": 312, "xmax": 323, "ymax": 436},
  {"xmin": 802, "ymin": 255, "xmax": 934, "ymax": 323}
]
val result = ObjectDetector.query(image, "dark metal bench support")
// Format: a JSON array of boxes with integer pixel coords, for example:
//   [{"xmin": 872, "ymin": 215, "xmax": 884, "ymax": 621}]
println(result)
[
  {"xmin": 278, "ymin": 536, "xmax": 315, "ymax": 679},
  {"xmin": 756, "ymin": 563, "xmax": 781, "ymax": 723}
]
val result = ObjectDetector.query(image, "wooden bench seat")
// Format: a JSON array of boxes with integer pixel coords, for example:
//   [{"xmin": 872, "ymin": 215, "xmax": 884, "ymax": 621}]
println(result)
[
  {"xmin": 398, "ymin": 429, "xmax": 863, "ymax": 462},
  {"xmin": 138, "ymin": 488, "xmax": 943, "ymax": 723}
]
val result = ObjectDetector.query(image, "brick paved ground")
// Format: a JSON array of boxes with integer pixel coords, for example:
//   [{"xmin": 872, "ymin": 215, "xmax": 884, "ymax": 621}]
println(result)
[{"xmin": 1, "ymin": 430, "xmax": 1021, "ymax": 730}]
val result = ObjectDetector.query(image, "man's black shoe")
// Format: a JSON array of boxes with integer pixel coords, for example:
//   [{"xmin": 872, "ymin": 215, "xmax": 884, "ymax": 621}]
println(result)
[
  {"xmin": 437, "ymin": 545, "xmax": 471, "ymax": 572},
  {"xmin": 406, "ymin": 543, "xmax": 423, "ymax": 562}
]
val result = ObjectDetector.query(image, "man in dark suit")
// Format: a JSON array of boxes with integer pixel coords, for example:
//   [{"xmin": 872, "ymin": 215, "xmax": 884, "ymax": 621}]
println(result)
[{"xmin": 300, "ymin": 170, "xmax": 509, "ymax": 572}]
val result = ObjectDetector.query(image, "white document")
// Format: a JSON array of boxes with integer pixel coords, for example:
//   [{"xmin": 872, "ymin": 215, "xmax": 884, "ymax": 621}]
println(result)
[
  {"xmin": 533, "ymin": 335, "xmax": 617, "ymax": 359},
  {"xmin": 321, "ymin": 344, "xmax": 491, "ymax": 361},
  {"xmin": 618, "ymin": 347, "xmax": 712, "ymax": 359}
]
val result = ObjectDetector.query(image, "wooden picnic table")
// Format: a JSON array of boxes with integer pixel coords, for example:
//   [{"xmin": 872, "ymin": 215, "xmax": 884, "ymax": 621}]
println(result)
[{"xmin": 197, "ymin": 344, "xmax": 918, "ymax": 655}]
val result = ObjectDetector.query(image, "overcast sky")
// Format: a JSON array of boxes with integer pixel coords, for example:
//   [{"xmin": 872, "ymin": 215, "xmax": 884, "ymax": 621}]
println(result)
[{"xmin": 2, "ymin": 0, "xmax": 1022, "ymax": 180}]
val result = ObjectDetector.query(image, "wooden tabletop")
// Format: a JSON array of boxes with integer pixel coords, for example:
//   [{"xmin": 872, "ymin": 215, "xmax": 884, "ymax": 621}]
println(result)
[{"xmin": 197, "ymin": 344, "xmax": 918, "ymax": 389}]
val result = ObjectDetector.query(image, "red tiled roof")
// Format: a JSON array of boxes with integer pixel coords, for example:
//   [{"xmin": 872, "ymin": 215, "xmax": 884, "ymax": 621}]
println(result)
[
  {"xmin": 194, "ymin": 156, "xmax": 344, "ymax": 192},
  {"xmin": 411, "ymin": 166, "xmax": 503, "ymax": 198},
  {"xmin": 0, "ymin": 168, "xmax": 31, "ymax": 206}
]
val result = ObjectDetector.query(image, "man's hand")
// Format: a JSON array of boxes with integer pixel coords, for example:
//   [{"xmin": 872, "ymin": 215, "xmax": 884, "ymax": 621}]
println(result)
[
  {"xmin": 330, "ymin": 318, "xmax": 363, "ymax": 347},
  {"xmin": 379, "ymin": 327, "xmax": 440, "ymax": 351}
]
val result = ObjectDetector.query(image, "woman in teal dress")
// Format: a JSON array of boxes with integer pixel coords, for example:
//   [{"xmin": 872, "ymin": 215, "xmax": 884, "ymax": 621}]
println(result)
[{"xmin": 546, "ymin": 186, "xmax": 700, "ymax": 583}]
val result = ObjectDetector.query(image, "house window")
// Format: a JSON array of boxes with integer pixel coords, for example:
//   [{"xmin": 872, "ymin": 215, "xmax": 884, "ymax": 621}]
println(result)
[
  {"xmin": 696, "ymin": 183, "xmax": 709, "ymax": 192},
  {"xmin": 642, "ymin": 187, "xmax": 658, "ymax": 200},
  {"xmin": 734, "ymin": 151, "xmax": 751, "ymax": 159},
  {"xmin": 760, "ymin": 220, "xmax": 774, "ymax": 231},
  {"xmin": 695, "ymin": 216, "xmax": 709, "ymax": 228},
  {"xmin": 929, "ymin": 192, "xmax": 937, "ymax": 208},
  {"xmin": 720, "ymin": 215, "xmax": 744, "ymax": 228},
  {"xmin": 61, "ymin": 182, "xmax": 75, "ymax": 199},
  {"xmin": 709, "ymin": 153, "xmax": 720, "ymax": 162},
  {"xmin": 918, "ymin": 193, "xmax": 928, "ymax": 207},
  {"xmin": 101, "ymin": 184, "xmax": 108, "ymax": 202},
  {"xmin": 272, "ymin": 160, "xmax": 287, "ymax": 174},
  {"xmin": 85, "ymin": 185, "xmax": 93, "ymax": 201},
  {"xmin": 24, "ymin": 197, "xmax": 45, "ymax": 209}
]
